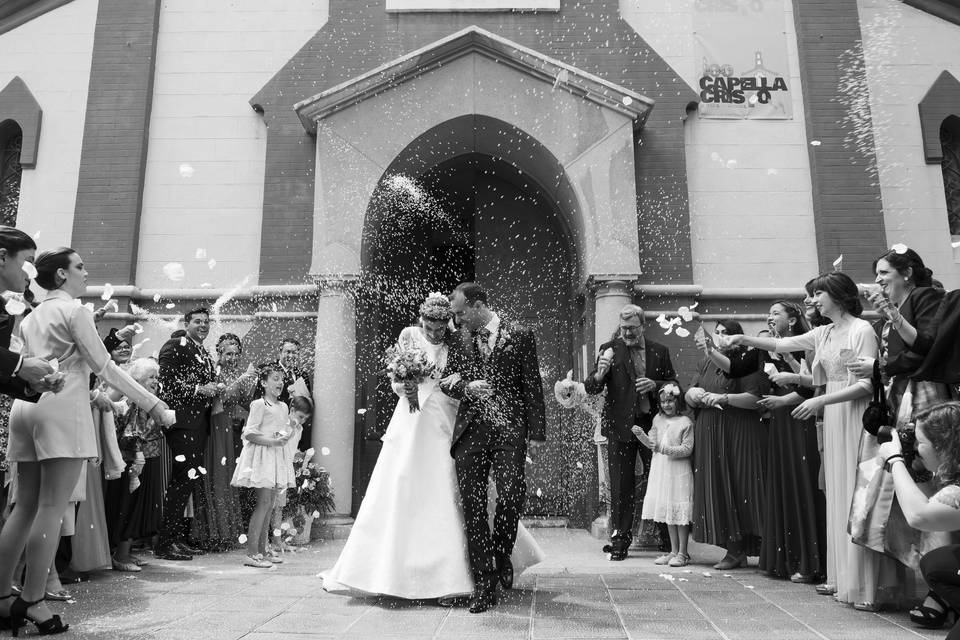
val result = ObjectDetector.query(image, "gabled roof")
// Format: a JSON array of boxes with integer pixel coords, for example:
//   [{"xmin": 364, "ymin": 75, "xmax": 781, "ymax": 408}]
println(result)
[{"xmin": 293, "ymin": 25, "xmax": 654, "ymax": 135}]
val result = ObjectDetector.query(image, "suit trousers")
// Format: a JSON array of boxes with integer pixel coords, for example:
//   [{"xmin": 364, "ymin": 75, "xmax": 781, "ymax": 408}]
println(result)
[
  {"xmin": 608, "ymin": 437, "xmax": 667, "ymax": 548},
  {"xmin": 453, "ymin": 424, "xmax": 527, "ymax": 583},
  {"xmin": 157, "ymin": 428, "xmax": 208, "ymax": 548},
  {"xmin": 921, "ymin": 545, "xmax": 960, "ymax": 640}
]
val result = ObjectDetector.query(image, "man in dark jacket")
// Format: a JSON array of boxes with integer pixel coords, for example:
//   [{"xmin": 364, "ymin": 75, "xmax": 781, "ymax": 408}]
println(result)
[
  {"xmin": 585, "ymin": 304, "xmax": 676, "ymax": 560},
  {"xmin": 155, "ymin": 308, "xmax": 218, "ymax": 560}
]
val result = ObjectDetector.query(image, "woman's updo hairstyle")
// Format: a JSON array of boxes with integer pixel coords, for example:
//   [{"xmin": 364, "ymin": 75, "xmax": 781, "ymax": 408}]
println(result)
[
  {"xmin": 419, "ymin": 292, "xmax": 453, "ymax": 322},
  {"xmin": 0, "ymin": 226, "xmax": 36, "ymax": 255},
  {"xmin": 872, "ymin": 247, "xmax": 934, "ymax": 288},
  {"xmin": 807, "ymin": 272, "xmax": 863, "ymax": 317},
  {"xmin": 34, "ymin": 247, "xmax": 77, "ymax": 290}
]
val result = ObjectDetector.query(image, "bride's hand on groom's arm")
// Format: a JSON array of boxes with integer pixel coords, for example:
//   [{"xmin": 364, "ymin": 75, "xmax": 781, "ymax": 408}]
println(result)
[
  {"xmin": 439, "ymin": 373, "xmax": 461, "ymax": 390},
  {"xmin": 466, "ymin": 380, "xmax": 493, "ymax": 400}
]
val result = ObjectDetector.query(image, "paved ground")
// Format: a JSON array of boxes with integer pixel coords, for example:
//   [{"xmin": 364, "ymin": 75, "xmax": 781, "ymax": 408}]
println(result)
[{"xmin": 45, "ymin": 529, "xmax": 949, "ymax": 640}]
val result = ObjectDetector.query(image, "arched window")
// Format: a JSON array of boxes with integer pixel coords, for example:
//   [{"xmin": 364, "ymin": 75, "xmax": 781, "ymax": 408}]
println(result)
[{"xmin": 0, "ymin": 120, "xmax": 22, "ymax": 227}]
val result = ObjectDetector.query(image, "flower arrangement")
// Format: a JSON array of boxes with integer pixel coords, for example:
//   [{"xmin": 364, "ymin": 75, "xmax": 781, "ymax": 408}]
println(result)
[
  {"xmin": 384, "ymin": 341, "xmax": 436, "ymax": 412},
  {"xmin": 282, "ymin": 449, "xmax": 335, "ymax": 536}
]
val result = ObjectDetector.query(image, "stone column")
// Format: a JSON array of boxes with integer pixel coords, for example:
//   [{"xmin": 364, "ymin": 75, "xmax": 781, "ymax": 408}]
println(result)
[
  {"xmin": 312, "ymin": 275, "xmax": 358, "ymax": 535},
  {"xmin": 587, "ymin": 277, "xmax": 635, "ymax": 540}
]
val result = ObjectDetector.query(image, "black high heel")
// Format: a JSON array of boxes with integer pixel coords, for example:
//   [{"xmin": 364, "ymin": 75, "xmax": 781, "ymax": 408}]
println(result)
[
  {"xmin": 9, "ymin": 597, "xmax": 68, "ymax": 636},
  {"xmin": 0, "ymin": 593, "xmax": 27, "ymax": 632},
  {"xmin": 910, "ymin": 591, "xmax": 955, "ymax": 629}
]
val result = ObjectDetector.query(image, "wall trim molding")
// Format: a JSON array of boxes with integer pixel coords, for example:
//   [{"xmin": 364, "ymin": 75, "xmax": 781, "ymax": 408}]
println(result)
[
  {"xmin": 0, "ymin": 0, "xmax": 74, "ymax": 36},
  {"xmin": 902, "ymin": 0, "xmax": 960, "ymax": 27}
]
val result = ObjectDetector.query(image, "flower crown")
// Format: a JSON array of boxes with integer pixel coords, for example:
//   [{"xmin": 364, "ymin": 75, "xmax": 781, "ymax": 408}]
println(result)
[
  {"xmin": 419, "ymin": 292, "xmax": 452, "ymax": 321},
  {"xmin": 659, "ymin": 383, "xmax": 681, "ymax": 397}
]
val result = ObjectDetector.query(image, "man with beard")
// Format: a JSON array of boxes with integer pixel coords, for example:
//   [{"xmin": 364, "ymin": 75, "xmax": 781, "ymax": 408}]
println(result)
[{"xmin": 585, "ymin": 305, "xmax": 676, "ymax": 561}]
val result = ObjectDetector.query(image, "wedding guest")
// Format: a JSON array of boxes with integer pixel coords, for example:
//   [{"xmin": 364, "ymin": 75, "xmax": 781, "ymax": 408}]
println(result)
[
  {"xmin": 688, "ymin": 320, "xmax": 766, "ymax": 570},
  {"xmin": 155, "ymin": 308, "xmax": 218, "ymax": 561},
  {"xmin": 274, "ymin": 337, "xmax": 313, "ymax": 450},
  {"xmin": 0, "ymin": 247, "xmax": 169, "ymax": 634},
  {"xmin": 634, "ymin": 382, "xmax": 694, "ymax": 567},
  {"xmin": 849, "ymin": 248, "xmax": 954, "ymax": 617},
  {"xmin": 269, "ymin": 395, "xmax": 311, "ymax": 555},
  {"xmin": 584, "ymin": 304, "xmax": 676, "ymax": 561},
  {"xmin": 191, "ymin": 333, "xmax": 255, "ymax": 551},
  {"xmin": 231, "ymin": 366, "xmax": 296, "ymax": 568},
  {"xmin": 877, "ymin": 402, "xmax": 960, "ymax": 635},
  {"xmin": 728, "ymin": 272, "xmax": 907, "ymax": 609},
  {"xmin": 754, "ymin": 301, "xmax": 826, "ymax": 583},
  {"xmin": 105, "ymin": 358, "xmax": 166, "ymax": 572}
]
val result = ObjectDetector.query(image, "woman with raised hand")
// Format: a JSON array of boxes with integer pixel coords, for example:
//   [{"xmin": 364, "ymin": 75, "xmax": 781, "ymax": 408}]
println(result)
[
  {"xmin": 0, "ymin": 248, "xmax": 170, "ymax": 636},
  {"xmin": 727, "ymin": 271, "xmax": 906, "ymax": 610}
]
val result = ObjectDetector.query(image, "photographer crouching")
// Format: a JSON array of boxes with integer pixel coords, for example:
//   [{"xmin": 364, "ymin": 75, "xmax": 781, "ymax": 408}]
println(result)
[{"xmin": 879, "ymin": 402, "xmax": 960, "ymax": 636}]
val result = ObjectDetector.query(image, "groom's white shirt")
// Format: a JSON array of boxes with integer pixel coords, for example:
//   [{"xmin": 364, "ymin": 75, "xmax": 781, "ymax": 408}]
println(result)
[{"xmin": 481, "ymin": 313, "xmax": 500, "ymax": 352}]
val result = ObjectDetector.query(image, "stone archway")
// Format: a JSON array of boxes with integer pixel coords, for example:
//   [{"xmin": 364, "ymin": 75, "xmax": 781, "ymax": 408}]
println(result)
[{"xmin": 296, "ymin": 26, "xmax": 651, "ymax": 521}]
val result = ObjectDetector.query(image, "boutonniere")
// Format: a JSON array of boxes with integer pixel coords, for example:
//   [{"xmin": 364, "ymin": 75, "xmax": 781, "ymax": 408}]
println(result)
[{"xmin": 496, "ymin": 327, "xmax": 512, "ymax": 351}]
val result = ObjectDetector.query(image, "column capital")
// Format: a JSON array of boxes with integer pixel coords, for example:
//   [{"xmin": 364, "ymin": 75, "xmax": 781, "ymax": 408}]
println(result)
[
  {"xmin": 585, "ymin": 274, "xmax": 639, "ymax": 298},
  {"xmin": 312, "ymin": 273, "xmax": 360, "ymax": 296}
]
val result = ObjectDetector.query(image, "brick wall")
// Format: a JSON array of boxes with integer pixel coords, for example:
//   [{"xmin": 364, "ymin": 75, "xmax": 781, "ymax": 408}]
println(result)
[
  {"xmin": 252, "ymin": 0, "xmax": 698, "ymax": 285},
  {"xmin": 71, "ymin": 0, "xmax": 162, "ymax": 285},
  {"xmin": 793, "ymin": 0, "xmax": 887, "ymax": 282}
]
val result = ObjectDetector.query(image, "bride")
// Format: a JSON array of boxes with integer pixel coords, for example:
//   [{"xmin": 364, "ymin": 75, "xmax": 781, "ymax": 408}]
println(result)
[{"xmin": 321, "ymin": 293, "xmax": 543, "ymax": 600}]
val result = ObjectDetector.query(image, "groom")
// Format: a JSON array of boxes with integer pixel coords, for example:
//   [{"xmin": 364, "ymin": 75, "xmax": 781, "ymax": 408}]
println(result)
[{"xmin": 449, "ymin": 282, "xmax": 546, "ymax": 614}]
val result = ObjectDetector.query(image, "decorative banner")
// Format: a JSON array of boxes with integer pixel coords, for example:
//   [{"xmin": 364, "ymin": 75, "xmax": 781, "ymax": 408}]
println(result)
[{"xmin": 694, "ymin": 0, "xmax": 793, "ymax": 120}]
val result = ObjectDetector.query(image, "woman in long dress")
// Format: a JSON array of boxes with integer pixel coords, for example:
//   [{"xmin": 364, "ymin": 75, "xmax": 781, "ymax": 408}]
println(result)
[
  {"xmin": 321, "ymin": 294, "xmax": 542, "ymax": 600},
  {"xmin": 687, "ymin": 320, "xmax": 766, "ymax": 571},
  {"xmin": 729, "ymin": 271, "xmax": 907, "ymax": 610}
]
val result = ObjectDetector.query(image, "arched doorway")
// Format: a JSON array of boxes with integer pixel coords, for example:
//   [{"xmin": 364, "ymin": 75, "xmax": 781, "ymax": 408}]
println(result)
[{"xmin": 354, "ymin": 149, "xmax": 591, "ymax": 522}]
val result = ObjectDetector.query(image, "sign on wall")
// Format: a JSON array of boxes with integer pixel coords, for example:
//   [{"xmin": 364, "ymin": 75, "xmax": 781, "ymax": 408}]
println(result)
[{"xmin": 694, "ymin": 0, "xmax": 793, "ymax": 120}]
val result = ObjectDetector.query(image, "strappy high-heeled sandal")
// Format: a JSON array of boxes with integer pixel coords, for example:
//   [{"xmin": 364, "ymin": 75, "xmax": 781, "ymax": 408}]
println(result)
[
  {"xmin": 0, "ymin": 593, "xmax": 26, "ymax": 632},
  {"xmin": 910, "ymin": 591, "xmax": 955, "ymax": 629},
  {"xmin": 9, "ymin": 597, "xmax": 68, "ymax": 636}
]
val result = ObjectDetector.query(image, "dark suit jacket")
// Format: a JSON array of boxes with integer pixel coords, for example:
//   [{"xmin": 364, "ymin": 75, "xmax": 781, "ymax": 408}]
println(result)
[
  {"xmin": 0, "ymin": 308, "xmax": 38, "ymax": 403},
  {"xmin": 913, "ymin": 289, "xmax": 960, "ymax": 384},
  {"xmin": 276, "ymin": 363, "xmax": 313, "ymax": 406},
  {"xmin": 451, "ymin": 320, "xmax": 546, "ymax": 451},
  {"xmin": 873, "ymin": 286, "xmax": 944, "ymax": 378},
  {"xmin": 158, "ymin": 334, "xmax": 216, "ymax": 430},
  {"xmin": 583, "ymin": 338, "xmax": 676, "ymax": 442}
]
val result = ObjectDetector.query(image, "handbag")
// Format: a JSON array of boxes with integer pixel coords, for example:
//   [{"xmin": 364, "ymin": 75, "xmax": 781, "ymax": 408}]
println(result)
[{"xmin": 861, "ymin": 362, "xmax": 888, "ymax": 436}]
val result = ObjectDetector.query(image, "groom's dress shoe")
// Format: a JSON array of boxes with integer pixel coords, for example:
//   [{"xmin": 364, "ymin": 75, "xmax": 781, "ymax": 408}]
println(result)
[
  {"xmin": 496, "ymin": 555, "xmax": 514, "ymax": 590},
  {"xmin": 468, "ymin": 580, "xmax": 498, "ymax": 614},
  {"xmin": 154, "ymin": 545, "xmax": 192, "ymax": 561},
  {"xmin": 173, "ymin": 542, "xmax": 205, "ymax": 556}
]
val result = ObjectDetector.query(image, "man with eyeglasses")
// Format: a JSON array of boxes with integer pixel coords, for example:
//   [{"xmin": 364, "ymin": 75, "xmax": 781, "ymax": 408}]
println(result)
[{"xmin": 585, "ymin": 305, "xmax": 676, "ymax": 561}]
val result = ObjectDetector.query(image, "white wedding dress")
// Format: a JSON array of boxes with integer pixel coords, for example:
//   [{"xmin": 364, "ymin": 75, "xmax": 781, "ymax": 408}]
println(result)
[{"xmin": 321, "ymin": 326, "xmax": 543, "ymax": 599}]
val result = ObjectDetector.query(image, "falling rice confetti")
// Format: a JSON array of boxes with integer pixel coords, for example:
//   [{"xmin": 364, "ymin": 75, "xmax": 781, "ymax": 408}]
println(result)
[
  {"xmin": 174, "ymin": 454, "xmax": 186, "ymax": 462},
  {"xmin": 195, "ymin": 248, "xmax": 206, "ymax": 259},
  {"xmin": 166, "ymin": 303, "xmax": 176, "ymax": 309},
  {"xmin": 180, "ymin": 337, "xmax": 188, "ymax": 347},
  {"xmin": 576, "ymin": 462, "xmax": 583, "ymax": 469},
  {"xmin": 273, "ymin": 528, "xmax": 282, "ymax": 537},
  {"xmin": 745, "ymin": 585, "xmax": 755, "ymax": 589},
  {"xmin": 810, "ymin": 140, "xmax": 822, "ymax": 146},
  {"xmin": 832, "ymin": 254, "xmax": 843, "ymax": 270},
  {"xmin": 101, "ymin": 283, "xmax": 114, "ymax": 300},
  {"xmin": 21, "ymin": 261, "xmax": 37, "ymax": 279},
  {"xmin": 162, "ymin": 262, "xmax": 186, "ymax": 282},
  {"xmin": 675, "ymin": 327, "xmax": 690, "ymax": 338},
  {"xmin": 658, "ymin": 573, "xmax": 676, "ymax": 581},
  {"xmin": 525, "ymin": 456, "xmax": 533, "ymax": 464},
  {"xmin": 221, "ymin": 456, "xmax": 227, "ymax": 465},
  {"xmin": 179, "ymin": 163, "xmax": 195, "ymax": 178},
  {"xmin": 207, "ymin": 259, "xmax": 217, "ymax": 269},
  {"xmin": 891, "ymin": 243, "xmax": 908, "ymax": 254},
  {"xmin": 280, "ymin": 522, "xmax": 291, "ymax": 531},
  {"xmin": 312, "ymin": 510, "xmax": 320, "ymax": 518},
  {"xmin": 187, "ymin": 468, "xmax": 197, "ymax": 480},
  {"xmin": 4, "ymin": 297, "xmax": 26, "ymax": 316},
  {"xmin": 238, "ymin": 534, "xmax": 247, "ymax": 544},
  {"xmin": 153, "ymin": 293, "xmax": 162, "ymax": 302},
  {"xmin": 622, "ymin": 96, "xmax": 633, "ymax": 106},
  {"xmin": 198, "ymin": 466, "xmax": 207, "ymax": 475},
  {"xmin": 357, "ymin": 408, "xmax": 367, "ymax": 415},
  {"xmin": 321, "ymin": 447, "xmax": 330, "ymax": 456},
  {"xmin": 536, "ymin": 488, "xmax": 543, "ymax": 497}
]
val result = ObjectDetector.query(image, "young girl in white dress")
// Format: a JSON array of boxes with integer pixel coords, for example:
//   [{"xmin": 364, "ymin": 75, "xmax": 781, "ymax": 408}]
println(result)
[
  {"xmin": 635, "ymin": 382, "xmax": 695, "ymax": 568},
  {"xmin": 231, "ymin": 366, "xmax": 297, "ymax": 568}
]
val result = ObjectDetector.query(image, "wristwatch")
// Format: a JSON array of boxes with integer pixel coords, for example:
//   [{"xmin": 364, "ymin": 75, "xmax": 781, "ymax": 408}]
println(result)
[{"xmin": 883, "ymin": 454, "xmax": 905, "ymax": 472}]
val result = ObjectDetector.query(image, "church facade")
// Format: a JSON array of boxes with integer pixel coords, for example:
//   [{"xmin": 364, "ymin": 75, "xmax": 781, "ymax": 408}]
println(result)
[{"xmin": 1, "ymin": 0, "xmax": 958, "ymax": 525}]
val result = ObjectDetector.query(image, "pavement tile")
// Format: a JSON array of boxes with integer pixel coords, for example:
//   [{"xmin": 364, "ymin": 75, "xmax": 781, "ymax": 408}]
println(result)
[
  {"xmin": 345, "ymin": 608, "xmax": 447, "ymax": 635},
  {"xmin": 533, "ymin": 600, "xmax": 616, "ymax": 618},
  {"xmin": 254, "ymin": 611, "xmax": 364, "ymax": 634},
  {"xmin": 617, "ymin": 604, "xmax": 703, "ymax": 619},
  {"xmin": 533, "ymin": 615, "xmax": 626, "ymax": 638},
  {"xmin": 619, "ymin": 619, "xmax": 723, "ymax": 640},
  {"xmin": 437, "ymin": 612, "xmax": 530, "ymax": 637}
]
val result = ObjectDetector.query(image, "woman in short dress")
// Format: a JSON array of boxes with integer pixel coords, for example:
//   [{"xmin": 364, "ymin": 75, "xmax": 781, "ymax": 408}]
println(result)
[{"xmin": 0, "ymin": 248, "xmax": 170, "ymax": 635}]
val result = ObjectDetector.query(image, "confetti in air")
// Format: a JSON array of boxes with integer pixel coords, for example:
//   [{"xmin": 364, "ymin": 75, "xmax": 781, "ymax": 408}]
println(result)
[
  {"xmin": 178, "ymin": 163, "xmax": 195, "ymax": 178},
  {"xmin": 187, "ymin": 468, "xmax": 197, "ymax": 480},
  {"xmin": 833, "ymin": 254, "xmax": 843, "ymax": 271},
  {"xmin": 174, "ymin": 454, "xmax": 186, "ymax": 462},
  {"xmin": 195, "ymin": 248, "xmax": 206, "ymax": 259},
  {"xmin": 238, "ymin": 534, "xmax": 247, "ymax": 544},
  {"xmin": 810, "ymin": 140, "xmax": 822, "ymax": 146},
  {"xmin": 891, "ymin": 243, "xmax": 908, "ymax": 254},
  {"xmin": 101, "ymin": 283, "xmax": 114, "ymax": 301},
  {"xmin": 162, "ymin": 263, "xmax": 186, "ymax": 282},
  {"xmin": 21, "ymin": 261, "xmax": 37, "ymax": 279},
  {"xmin": 321, "ymin": 447, "xmax": 330, "ymax": 456}
]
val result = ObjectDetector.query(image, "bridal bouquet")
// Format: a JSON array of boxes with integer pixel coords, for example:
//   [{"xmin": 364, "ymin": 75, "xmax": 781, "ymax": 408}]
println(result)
[{"xmin": 384, "ymin": 342, "xmax": 436, "ymax": 412}]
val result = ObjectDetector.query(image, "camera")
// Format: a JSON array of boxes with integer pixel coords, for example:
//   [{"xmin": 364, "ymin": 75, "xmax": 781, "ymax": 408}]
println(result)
[{"xmin": 877, "ymin": 422, "xmax": 932, "ymax": 482}]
